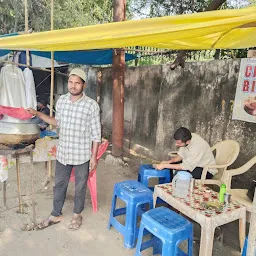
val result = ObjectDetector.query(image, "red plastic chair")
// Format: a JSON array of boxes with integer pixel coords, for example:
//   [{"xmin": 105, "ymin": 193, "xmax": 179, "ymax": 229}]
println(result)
[{"xmin": 69, "ymin": 140, "xmax": 109, "ymax": 212}]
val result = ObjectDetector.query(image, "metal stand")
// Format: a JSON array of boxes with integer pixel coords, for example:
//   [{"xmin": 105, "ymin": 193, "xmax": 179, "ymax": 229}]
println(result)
[
  {"xmin": 0, "ymin": 145, "xmax": 36, "ymax": 224},
  {"xmin": 3, "ymin": 180, "xmax": 6, "ymax": 207},
  {"xmin": 15, "ymin": 154, "xmax": 23, "ymax": 213}
]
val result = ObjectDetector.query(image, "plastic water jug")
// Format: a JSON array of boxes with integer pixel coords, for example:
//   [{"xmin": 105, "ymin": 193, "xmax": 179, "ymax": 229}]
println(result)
[{"xmin": 172, "ymin": 171, "xmax": 192, "ymax": 198}]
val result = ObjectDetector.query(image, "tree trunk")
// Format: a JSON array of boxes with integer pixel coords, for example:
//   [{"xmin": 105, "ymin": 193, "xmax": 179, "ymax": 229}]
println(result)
[
  {"xmin": 112, "ymin": 0, "xmax": 126, "ymax": 157},
  {"xmin": 170, "ymin": 0, "xmax": 226, "ymax": 70},
  {"xmin": 205, "ymin": 0, "xmax": 226, "ymax": 11}
]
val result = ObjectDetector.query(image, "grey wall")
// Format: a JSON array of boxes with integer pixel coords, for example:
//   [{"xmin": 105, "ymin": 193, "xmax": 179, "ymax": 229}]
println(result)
[{"xmin": 87, "ymin": 59, "xmax": 256, "ymax": 188}]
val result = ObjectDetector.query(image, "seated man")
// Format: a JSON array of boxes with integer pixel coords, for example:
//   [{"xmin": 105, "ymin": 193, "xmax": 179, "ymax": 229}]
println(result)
[
  {"xmin": 154, "ymin": 127, "xmax": 217, "ymax": 179},
  {"xmin": 31, "ymin": 98, "xmax": 51, "ymax": 130}
]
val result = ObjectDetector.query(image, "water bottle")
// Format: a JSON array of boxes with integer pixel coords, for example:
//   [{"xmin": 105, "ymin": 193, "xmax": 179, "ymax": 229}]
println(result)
[
  {"xmin": 219, "ymin": 184, "xmax": 226, "ymax": 203},
  {"xmin": 172, "ymin": 171, "xmax": 192, "ymax": 198}
]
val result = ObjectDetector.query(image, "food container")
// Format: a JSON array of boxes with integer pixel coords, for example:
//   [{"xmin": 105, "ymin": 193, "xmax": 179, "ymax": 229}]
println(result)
[{"xmin": 0, "ymin": 120, "xmax": 40, "ymax": 145}]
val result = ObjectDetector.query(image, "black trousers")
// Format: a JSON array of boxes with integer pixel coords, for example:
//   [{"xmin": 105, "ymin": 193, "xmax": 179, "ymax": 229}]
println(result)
[
  {"xmin": 170, "ymin": 167, "xmax": 213, "ymax": 180},
  {"xmin": 190, "ymin": 167, "xmax": 213, "ymax": 179},
  {"xmin": 51, "ymin": 160, "xmax": 89, "ymax": 217}
]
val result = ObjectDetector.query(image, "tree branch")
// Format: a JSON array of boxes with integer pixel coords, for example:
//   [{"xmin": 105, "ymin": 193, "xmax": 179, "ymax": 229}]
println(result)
[{"xmin": 170, "ymin": 0, "xmax": 226, "ymax": 70}]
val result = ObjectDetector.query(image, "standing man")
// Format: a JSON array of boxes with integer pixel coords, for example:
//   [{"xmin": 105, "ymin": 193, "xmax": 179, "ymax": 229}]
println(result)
[
  {"xmin": 27, "ymin": 68, "xmax": 101, "ymax": 230},
  {"xmin": 154, "ymin": 127, "xmax": 217, "ymax": 179}
]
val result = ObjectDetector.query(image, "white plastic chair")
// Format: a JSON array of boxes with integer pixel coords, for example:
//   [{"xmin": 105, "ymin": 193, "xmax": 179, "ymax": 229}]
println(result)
[
  {"xmin": 223, "ymin": 156, "xmax": 256, "ymax": 221},
  {"xmin": 200, "ymin": 140, "xmax": 240, "ymax": 186}
]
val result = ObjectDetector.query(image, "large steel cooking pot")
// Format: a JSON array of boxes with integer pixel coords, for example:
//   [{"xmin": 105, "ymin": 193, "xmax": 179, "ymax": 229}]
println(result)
[{"xmin": 0, "ymin": 120, "xmax": 40, "ymax": 145}]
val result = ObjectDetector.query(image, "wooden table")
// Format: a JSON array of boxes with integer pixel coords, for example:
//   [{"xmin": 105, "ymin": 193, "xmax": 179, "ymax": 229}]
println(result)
[
  {"xmin": 0, "ymin": 145, "xmax": 36, "ymax": 225},
  {"xmin": 153, "ymin": 182, "xmax": 246, "ymax": 256}
]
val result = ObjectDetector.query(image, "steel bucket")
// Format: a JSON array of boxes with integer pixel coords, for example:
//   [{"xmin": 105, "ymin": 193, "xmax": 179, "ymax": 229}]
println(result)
[{"xmin": 0, "ymin": 119, "xmax": 40, "ymax": 145}]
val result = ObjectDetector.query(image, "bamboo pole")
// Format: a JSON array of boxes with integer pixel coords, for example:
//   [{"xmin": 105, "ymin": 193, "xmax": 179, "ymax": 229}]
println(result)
[
  {"xmin": 50, "ymin": 0, "xmax": 55, "ymax": 120},
  {"xmin": 0, "ymin": 60, "xmax": 67, "ymax": 76},
  {"xmin": 48, "ymin": 0, "xmax": 55, "ymax": 178},
  {"xmin": 24, "ymin": 0, "xmax": 30, "ymax": 66}
]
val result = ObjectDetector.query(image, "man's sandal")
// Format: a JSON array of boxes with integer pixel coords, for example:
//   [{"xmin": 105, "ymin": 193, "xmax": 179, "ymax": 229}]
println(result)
[
  {"xmin": 37, "ymin": 217, "xmax": 61, "ymax": 230},
  {"xmin": 69, "ymin": 215, "xmax": 83, "ymax": 231}
]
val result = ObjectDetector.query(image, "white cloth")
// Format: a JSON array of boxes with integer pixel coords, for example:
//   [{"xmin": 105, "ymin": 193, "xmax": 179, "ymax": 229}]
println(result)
[
  {"xmin": 0, "ymin": 64, "xmax": 27, "ymax": 108},
  {"xmin": 0, "ymin": 155, "xmax": 8, "ymax": 182},
  {"xmin": 0, "ymin": 169, "xmax": 8, "ymax": 182},
  {"xmin": 178, "ymin": 133, "xmax": 217, "ymax": 175},
  {"xmin": 13, "ymin": 52, "xmax": 21, "ymax": 65},
  {"xmin": 23, "ymin": 68, "xmax": 37, "ymax": 109}
]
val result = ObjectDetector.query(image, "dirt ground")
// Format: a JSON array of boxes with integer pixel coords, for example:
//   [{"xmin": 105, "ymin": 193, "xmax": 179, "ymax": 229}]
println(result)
[{"xmin": 0, "ymin": 152, "xmax": 246, "ymax": 256}]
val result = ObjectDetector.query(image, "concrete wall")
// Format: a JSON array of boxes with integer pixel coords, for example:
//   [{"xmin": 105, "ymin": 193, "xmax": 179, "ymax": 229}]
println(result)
[{"xmin": 87, "ymin": 59, "xmax": 256, "ymax": 188}]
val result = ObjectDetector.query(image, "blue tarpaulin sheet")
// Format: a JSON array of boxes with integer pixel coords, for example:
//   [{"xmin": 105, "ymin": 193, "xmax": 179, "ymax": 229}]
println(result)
[
  {"xmin": 0, "ymin": 50, "xmax": 9, "ymax": 57},
  {"xmin": 0, "ymin": 49, "xmax": 137, "ymax": 65},
  {"xmin": 0, "ymin": 33, "xmax": 137, "ymax": 65},
  {"xmin": 31, "ymin": 50, "xmax": 136, "ymax": 65}
]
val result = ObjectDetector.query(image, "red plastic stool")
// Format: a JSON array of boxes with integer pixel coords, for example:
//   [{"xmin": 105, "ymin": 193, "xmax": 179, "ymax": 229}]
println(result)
[{"xmin": 69, "ymin": 140, "xmax": 109, "ymax": 212}]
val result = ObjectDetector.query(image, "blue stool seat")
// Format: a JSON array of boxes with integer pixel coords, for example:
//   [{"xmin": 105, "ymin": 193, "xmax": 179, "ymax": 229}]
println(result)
[
  {"xmin": 135, "ymin": 207, "xmax": 193, "ymax": 256},
  {"xmin": 107, "ymin": 180, "xmax": 153, "ymax": 248},
  {"xmin": 138, "ymin": 164, "xmax": 172, "ymax": 190}
]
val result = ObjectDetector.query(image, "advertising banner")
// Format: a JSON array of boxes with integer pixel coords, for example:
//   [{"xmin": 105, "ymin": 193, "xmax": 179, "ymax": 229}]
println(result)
[{"xmin": 232, "ymin": 58, "xmax": 256, "ymax": 123}]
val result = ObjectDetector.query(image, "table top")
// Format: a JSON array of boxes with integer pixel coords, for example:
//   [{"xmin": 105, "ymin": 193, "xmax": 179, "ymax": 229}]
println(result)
[{"xmin": 155, "ymin": 183, "xmax": 245, "ymax": 218}]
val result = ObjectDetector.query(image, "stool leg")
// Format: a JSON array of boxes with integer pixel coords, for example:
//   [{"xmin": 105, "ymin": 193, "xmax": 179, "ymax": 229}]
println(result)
[
  {"xmin": 149, "ymin": 200, "xmax": 153, "ymax": 210},
  {"xmin": 162, "ymin": 241, "xmax": 175, "ymax": 256},
  {"xmin": 138, "ymin": 173, "xmax": 141, "ymax": 182},
  {"xmin": 152, "ymin": 236, "xmax": 162, "ymax": 255},
  {"xmin": 135, "ymin": 224, "xmax": 145, "ymax": 256},
  {"xmin": 141, "ymin": 176, "xmax": 149, "ymax": 188},
  {"xmin": 140, "ymin": 200, "xmax": 153, "ymax": 214},
  {"xmin": 16, "ymin": 154, "xmax": 23, "ymax": 214},
  {"xmin": 188, "ymin": 225, "xmax": 193, "ymax": 256},
  {"xmin": 107, "ymin": 194, "xmax": 117, "ymax": 229},
  {"xmin": 124, "ymin": 204, "xmax": 137, "ymax": 248}
]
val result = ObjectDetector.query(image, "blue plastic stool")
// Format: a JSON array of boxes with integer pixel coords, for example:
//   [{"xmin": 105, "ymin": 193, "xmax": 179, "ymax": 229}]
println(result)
[
  {"xmin": 135, "ymin": 207, "xmax": 193, "ymax": 256},
  {"xmin": 242, "ymin": 236, "xmax": 248, "ymax": 256},
  {"xmin": 138, "ymin": 164, "xmax": 172, "ymax": 191},
  {"xmin": 107, "ymin": 180, "xmax": 153, "ymax": 248}
]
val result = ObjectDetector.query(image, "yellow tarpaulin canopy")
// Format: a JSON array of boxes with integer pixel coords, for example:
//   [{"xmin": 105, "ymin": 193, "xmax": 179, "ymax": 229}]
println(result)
[{"xmin": 0, "ymin": 6, "xmax": 256, "ymax": 51}]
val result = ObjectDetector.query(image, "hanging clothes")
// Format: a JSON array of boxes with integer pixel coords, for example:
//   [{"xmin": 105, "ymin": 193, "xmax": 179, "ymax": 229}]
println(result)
[
  {"xmin": 18, "ymin": 51, "xmax": 32, "ymax": 70},
  {"xmin": 13, "ymin": 51, "xmax": 21, "ymax": 64},
  {"xmin": 0, "ymin": 64, "xmax": 27, "ymax": 108},
  {"xmin": 23, "ymin": 68, "xmax": 37, "ymax": 109}
]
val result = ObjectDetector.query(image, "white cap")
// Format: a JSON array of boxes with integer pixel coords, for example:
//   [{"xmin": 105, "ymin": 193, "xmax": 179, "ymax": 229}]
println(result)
[{"xmin": 69, "ymin": 68, "xmax": 86, "ymax": 82}]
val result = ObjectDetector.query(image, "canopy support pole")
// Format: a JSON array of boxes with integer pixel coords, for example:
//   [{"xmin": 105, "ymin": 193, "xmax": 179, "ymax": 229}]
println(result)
[
  {"xmin": 24, "ymin": 0, "xmax": 30, "ymax": 66},
  {"xmin": 48, "ymin": 0, "xmax": 55, "ymax": 179},
  {"xmin": 112, "ymin": 0, "xmax": 126, "ymax": 157}
]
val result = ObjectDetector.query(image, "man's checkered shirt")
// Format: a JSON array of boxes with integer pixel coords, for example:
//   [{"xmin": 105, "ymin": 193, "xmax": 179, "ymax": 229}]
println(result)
[{"xmin": 55, "ymin": 93, "xmax": 101, "ymax": 165}]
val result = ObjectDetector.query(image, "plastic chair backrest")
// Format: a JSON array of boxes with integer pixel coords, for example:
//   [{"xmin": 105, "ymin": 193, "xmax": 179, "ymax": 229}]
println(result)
[{"xmin": 211, "ymin": 140, "xmax": 240, "ymax": 180}]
